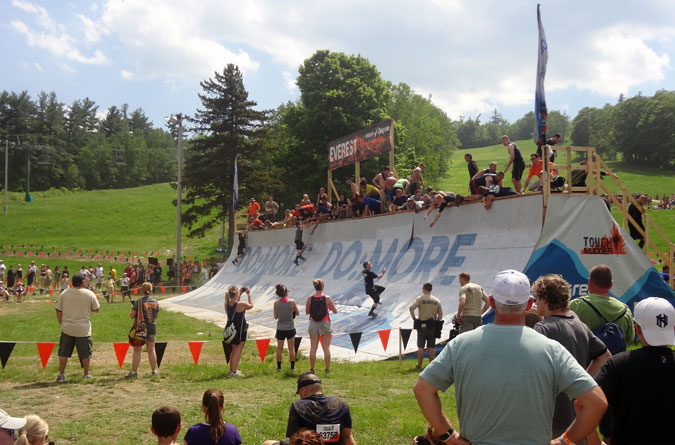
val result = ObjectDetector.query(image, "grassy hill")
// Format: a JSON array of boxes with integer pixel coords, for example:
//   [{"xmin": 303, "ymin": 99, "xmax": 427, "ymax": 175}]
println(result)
[
  {"xmin": 0, "ymin": 142, "xmax": 672, "ymax": 266},
  {"xmin": 0, "ymin": 184, "xmax": 221, "ymax": 261},
  {"xmin": 436, "ymin": 140, "xmax": 674, "ymax": 258}
]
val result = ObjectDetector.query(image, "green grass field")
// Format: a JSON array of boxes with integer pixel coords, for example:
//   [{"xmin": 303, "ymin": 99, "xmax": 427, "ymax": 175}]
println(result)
[
  {"xmin": 0, "ymin": 184, "xmax": 222, "ymax": 260},
  {"xmin": 436, "ymin": 140, "xmax": 675, "ymax": 257},
  {"xmin": 0, "ymin": 297, "xmax": 452, "ymax": 444}
]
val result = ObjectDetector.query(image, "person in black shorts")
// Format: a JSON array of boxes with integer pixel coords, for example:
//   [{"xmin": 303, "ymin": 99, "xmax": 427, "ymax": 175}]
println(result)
[
  {"xmin": 274, "ymin": 284, "xmax": 300, "ymax": 372},
  {"xmin": 293, "ymin": 221, "xmax": 307, "ymax": 266},
  {"xmin": 232, "ymin": 231, "xmax": 248, "ymax": 265},
  {"xmin": 425, "ymin": 191, "xmax": 464, "ymax": 228},
  {"xmin": 362, "ymin": 261, "xmax": 386, "ymax": 317},
  {"xmin": 501, "ymin": 135, "xmax": 525, "ymax": 193},
  {"xmin": 478, "ymin": 178, "xmax": 517, "ymax": 209}
]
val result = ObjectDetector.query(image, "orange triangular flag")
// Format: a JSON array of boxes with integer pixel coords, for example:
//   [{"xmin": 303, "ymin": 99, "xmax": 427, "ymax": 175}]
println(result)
[
  {"xmin": 36, "ymin": 342, "xmax": 56, "ymax": 369},
  {"xmin": 319, "ymin": 336, "xmax": 323, "ymax": 350},
  {"xmin": 133, "ymin": 288, "xmax": 138, "ymax": 296},
  {"xmin": 29, "ymin": 286, "xmax": 34, "ymax": 293},
  {"xmin": 181, "ymin": 286, "xmax": 187, "ymax": 293},
  {"xmin": 113, "ymin": 290, "xmax": 117, "ymax": 296},
  {"xmin": 49, "ymin": 289, "xmax": 54, "ymax": 296},
  {"xmin": 113, "ymin": 343, "xmax": 130, "ymax": 368},
  {"xmin": 256, "ymin": 338, "xmax": 271, "ymax": 363},
  {"xmin": 160, "ymin": 286, "xmax": 166, "ymax": 294},
  {"xmin": 378, "ymin": 329, "xmax": 391, "ymax": 351},
  {"xmin": 188, "ymin": 341, "xmax": 204, "ymax": 365}
]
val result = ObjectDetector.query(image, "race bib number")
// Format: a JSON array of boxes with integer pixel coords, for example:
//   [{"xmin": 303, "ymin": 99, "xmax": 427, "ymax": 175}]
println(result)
[{"xmin": 316, "ymin": 424, "xmax": 340, "ymax": 443}]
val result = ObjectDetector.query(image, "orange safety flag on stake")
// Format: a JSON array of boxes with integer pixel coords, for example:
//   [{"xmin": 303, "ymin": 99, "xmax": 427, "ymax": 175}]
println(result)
[
  {"xmin": 49, "ymin": 289, "xmax": 54, "ymax": 296},
  {"xmin": 378, "ymin": 329, "xmax": 391, "ymax": 352},
  {"xmin": 160, "ymin": 286, "xmax": 166, "ymax": 294},
  {"xmin": 29, "ymin": 286, "xmax": 34, "ymax": 293},
  {"xmin": 256, "ymin": 338, "xmax": 271, "ymax": 363},
  {"xmin": 113, "ymin": 343, "xmax": 130, "ymax": 368},
  {"xmin": 181, "ymin": 286, "xmax": 187, "ymax": 293},
  {"xmin": 188, "ymin": 342, "xmax": 204, "ymax": 365},
  {"xmin": 133, "ymin": 288, "xmax": 139, "ymax": 296},
  {"xmin": 113, "ymin": 290, "xmax": 117, "ymax": 296},
  {"xmin": 36, "ymin": 343, "xmax": 56, "ymax": 369}
]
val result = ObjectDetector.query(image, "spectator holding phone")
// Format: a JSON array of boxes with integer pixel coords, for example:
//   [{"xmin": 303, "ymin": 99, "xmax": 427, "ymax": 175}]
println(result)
[{"xmin": 225, "ymin": 285, "xmax": 253, "ymax": 377}]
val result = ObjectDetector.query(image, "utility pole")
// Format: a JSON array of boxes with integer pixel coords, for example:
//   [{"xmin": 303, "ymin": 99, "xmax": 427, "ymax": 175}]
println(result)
[
  {"xmin": 4, "ymin": 139, "xmax": 7, "ymax": 214},
  {"xmin": 176, "ymin": 114, "xmax": 184, "ymax": 288}
]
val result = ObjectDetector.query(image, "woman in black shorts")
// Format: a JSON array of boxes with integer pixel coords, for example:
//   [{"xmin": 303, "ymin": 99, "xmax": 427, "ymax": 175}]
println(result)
[
  {"xmin": 273, "ymin": 284, "xmax": 300, "ymax": 372},
  {"xmin": 225, "ymin": 285, "xmax": 253, "ymax": 377}
]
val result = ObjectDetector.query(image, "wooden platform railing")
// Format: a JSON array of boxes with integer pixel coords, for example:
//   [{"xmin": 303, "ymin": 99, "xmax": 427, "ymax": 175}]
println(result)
[{"xmin": 542, "ymin": 146, "xmax": 673, "ymax": 287}]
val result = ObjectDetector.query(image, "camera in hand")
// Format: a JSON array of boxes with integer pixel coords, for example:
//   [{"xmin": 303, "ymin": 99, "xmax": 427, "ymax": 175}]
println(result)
[{"xmin": 240, "ymin": 287, "xmax": 248, "ymax": 293}]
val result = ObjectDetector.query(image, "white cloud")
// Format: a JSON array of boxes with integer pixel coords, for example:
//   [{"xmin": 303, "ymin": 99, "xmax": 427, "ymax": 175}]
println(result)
[
  {"xmin": 78, "ymin": 13, "xmax": 103, "ymax": 43},
  {"xmin": 99, "ymin": 0, "xmax": 260, "ymax": 84},
  {"xmin": 33, "ymin": 62, "xmax": 44, "ymax": 72},
  {"xmin": 121, "ymin": 69, "xmax": 134, "ymax": 80},
  {"xmin": 11, "ymin": 1, "xmax": 108, "ymax": 65},
  {"xmin": 11, "ymin": 0, "xmax": 59, "ymax": 32},
  {"xmin": 549, "ymin": 25, "xmax": 672, "ymax": 97},
  {"xmin": 60, "ymin": 64, "xmax": 76, "ymax": 73},
  {"xmin": 282, "ymin": 71, "xmax": 297, "ymax": 95}
]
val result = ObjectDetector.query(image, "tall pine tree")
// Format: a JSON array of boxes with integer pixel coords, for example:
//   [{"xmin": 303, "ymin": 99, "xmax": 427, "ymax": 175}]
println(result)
[{"xmin": 183, "ymin": 64, "xmax": 266, "ymax": 252}]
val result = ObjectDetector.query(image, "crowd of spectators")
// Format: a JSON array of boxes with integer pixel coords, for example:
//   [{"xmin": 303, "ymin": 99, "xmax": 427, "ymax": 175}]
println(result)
[{"xmin": 0, "ymin": 258, "xmax": 222, "ymax": 304}]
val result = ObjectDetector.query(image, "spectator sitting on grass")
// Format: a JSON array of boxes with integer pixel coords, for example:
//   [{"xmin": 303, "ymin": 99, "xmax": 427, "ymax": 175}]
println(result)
[
  {"xmin": 16, "ymin": 414, "xmax": 49, "ymax": 445},
  {"xmin": 151, "ymin": 406, "xmax": 181, "ymax": 445}
]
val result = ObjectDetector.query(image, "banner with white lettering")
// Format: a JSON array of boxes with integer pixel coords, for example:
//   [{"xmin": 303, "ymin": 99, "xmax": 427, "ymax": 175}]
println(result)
[{"xmin": 328, "ymin": 120, "xmax": 393, "ymax": 170}]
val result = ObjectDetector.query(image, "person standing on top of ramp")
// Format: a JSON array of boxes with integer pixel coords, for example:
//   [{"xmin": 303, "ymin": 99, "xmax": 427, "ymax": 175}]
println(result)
[
  {"xmin": 501, "ymin": 135, "xmax": 526, "ymax": 194},
  {"xmin": 362, "ymin": 261, "xmax": 386, "ymax": 317}
]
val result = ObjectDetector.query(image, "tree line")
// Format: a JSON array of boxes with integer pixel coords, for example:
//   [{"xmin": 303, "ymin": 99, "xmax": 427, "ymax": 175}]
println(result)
[
  {"xmin": 0, "ymin": 91, "xmax": 177, "ymax": 192},
  {"xmin": 2, "ymin": 50, "xmax": 674, "ymax": 250}
]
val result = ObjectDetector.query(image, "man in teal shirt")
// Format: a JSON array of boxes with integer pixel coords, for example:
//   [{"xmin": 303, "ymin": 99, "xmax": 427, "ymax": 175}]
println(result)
[
  {"xmin": 569, "ymin": 264, "xmax": 635, "ymax": 345},
  {"xmin": 413, "ymin": 269, "xmax": 607, "ymax": 445}
]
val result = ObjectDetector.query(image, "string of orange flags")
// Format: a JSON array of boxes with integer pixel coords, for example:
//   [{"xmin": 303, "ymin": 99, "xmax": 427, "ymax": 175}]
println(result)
[
  {"xmin": 2, "ymin": 244, "xmax": 214, "ymax": 262},
  {"xmin": 0, "ymin": 329, "xmax": 413, "ymax": 370},
  {"xmin": 1, "ymin": 284, "xmax": 202, "ymax": 300}
]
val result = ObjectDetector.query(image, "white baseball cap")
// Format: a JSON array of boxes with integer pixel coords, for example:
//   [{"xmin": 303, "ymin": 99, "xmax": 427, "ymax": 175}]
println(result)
[
  {"xmin": 492, "ymin": 269, "xmax": 532, "ymax": 305},
  {"xmin": 634, "ymin": 297, "xmax": 675, "ymax": 346},
  {"xmin": 0, "ymin": 409, "xmax": 27, "ymax": 430}
]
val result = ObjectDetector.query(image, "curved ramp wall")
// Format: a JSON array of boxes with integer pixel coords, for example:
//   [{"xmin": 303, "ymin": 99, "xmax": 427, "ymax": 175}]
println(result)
[
  {"xmin": 167, "ymin": 194, "xmax": 673, "ymax": 360},
  {"xmin": 167, "ymin": 194, "xmax": 544, "ymax": 360}
]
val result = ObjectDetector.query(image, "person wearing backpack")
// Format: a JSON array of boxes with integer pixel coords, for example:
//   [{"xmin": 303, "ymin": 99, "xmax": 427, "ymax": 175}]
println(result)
[
  {"xmin": 569, "ymin": 264, "xmax": 635, "ymax": 355},
  {"xmin": 225, "ymin": 285, "xmax": 254, "ymax": 377},
  {"xmin": 305, "ymin": 279, "xmax": 337, "ymax": 374}
]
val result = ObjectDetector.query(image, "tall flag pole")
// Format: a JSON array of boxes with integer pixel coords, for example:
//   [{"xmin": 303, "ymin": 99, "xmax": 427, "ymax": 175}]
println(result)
[
  {"xmin": 232, "ymin": 156, "xmax": 238, "ymax": 213},
  {"xmin": 535, "ymin": 4, "xmax": 548, "ymax": 146}
]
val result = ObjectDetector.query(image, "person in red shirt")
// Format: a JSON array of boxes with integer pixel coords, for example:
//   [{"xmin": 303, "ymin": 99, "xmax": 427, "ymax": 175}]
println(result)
[
  {"xmin": 523, "ymin": 153, "xmax": 558, "ymax": 192},
  {"xmin": 246, "ymin": 198, "xmax": 261, "ymax": 222}
]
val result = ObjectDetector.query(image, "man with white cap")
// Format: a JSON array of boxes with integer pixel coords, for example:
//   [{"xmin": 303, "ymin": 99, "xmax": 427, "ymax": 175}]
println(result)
[
  {"xmin": 413, "ymin": 269, "xmax": 607, "ymax": 445},
  {"xmin": 590, "ymin": 297, "xmax": 675, "ymax": 445},
  {"xmin": 0, "ymin": 408, "xmax": 27, "ymax": 444}
]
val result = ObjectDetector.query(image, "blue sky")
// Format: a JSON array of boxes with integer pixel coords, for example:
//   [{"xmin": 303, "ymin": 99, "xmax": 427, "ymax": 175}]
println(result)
[{"xmin": 2, "ymin": 0, "xmax": 675, "ymax": 130}]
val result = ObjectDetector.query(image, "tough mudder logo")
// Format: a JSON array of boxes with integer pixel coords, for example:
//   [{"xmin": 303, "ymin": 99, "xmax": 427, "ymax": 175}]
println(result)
[{"xmin": 580, "ymin": 223, "xmax": 626, "ymax": 255}]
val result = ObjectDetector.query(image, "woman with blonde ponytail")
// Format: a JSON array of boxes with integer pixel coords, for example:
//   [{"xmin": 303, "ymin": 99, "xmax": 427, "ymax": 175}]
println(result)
[
  {"xmin": 184, "ymin": 389, "xmax": 242, "ymax": 445},
  {"xmin": 16, "ymin": 415, "xmax": 49, "ymax": 445},
  {"xmin": 225, "ymin": 285, "xmax": 253, "ymax": 377}
]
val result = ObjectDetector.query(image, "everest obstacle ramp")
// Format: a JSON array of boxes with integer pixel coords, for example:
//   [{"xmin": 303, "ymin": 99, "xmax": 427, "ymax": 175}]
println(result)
[{"xmin": 166, "ymin": 194, "xmax": 673, "ymax": 361}]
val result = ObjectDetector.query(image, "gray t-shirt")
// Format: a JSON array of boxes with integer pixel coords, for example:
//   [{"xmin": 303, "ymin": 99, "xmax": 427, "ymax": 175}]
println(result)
[
  {"xmin": 276, "ymin": 299, "xmax": 295, "ymax": 331},
  {"xmin": 132, "ymin": 296, "xmax": 159, "ymax": 336},
  {"xmin": 420, "ymin": 324, "xmax": 597, "ymax": 445},
  {"xmin": 534, "ymin": 313, "xmax": 607, "ymax": 437}
]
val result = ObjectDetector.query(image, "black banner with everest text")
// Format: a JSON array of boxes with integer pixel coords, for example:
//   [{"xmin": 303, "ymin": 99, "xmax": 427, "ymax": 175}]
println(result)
[{"xmin": 328, "ymin": 120, "xmax": 393, "ymax": 170}]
